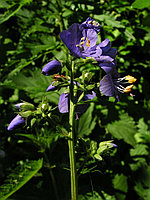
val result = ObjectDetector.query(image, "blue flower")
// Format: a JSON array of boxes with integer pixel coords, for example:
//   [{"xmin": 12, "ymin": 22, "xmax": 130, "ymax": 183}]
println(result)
[
  {"xmin": 99, "ymin": 68, "xmax": 136, "ymax": 100},
  {"xmin": 41, "ymin": 60, "xmax": 62, "ymax": 76},
  {"xmin": 79, "ymin": 17, "xmax": 101, "ymax": 33},
  {"xmin": 58, "ymin": 93, "xmax": 69, "ymax": 113},
  {"xmin": 98, "ymin": 38, "xmax": 117, "ymax": 59},
  {"xmin": 7, "ymin": 115, "xmax": 25, "ymax": 131},
  {"xmin": 60, "ymin": 23, "xmax": 102, "ymax": 59},
  {"xmin": 46, "ymin": 81, "xmax": 57, "ymax": 91},
  {"xmin": 58, "ymin": 91, "xmax": 96, "ymax": 114},
  {"xmin": 14, "ymin": 103, "xmax": 25, "ymax": 109}
]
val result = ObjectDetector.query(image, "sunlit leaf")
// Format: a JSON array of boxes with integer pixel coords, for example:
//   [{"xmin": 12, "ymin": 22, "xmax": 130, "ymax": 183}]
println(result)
[
  {"xmin": 132, "ymin": 0, "xmax": 150, "ymax": 9},
  {"xmin": 0, "ymin": 159, "xmax": 43, "ymax": 200},
  {"xmin": 107, "ymin": 113, "xmax": 136, "ymax": 146}
]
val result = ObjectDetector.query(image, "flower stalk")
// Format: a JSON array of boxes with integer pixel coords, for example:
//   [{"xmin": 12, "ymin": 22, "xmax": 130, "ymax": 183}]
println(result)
[{"xmin": 68, "ymin": 60, "xmax": 78, "ymax": 200}]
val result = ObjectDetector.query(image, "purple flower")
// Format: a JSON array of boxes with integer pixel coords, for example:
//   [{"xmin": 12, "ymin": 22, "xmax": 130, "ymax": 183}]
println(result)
[
  {"xmin": 14, "ymin": 103, "xmax": 25, "ymax": 109},
  {"xmin": 7, "ymin": 115, "xmax": 25, "ymax": 131},
  {"xmin": 79, "ymin": 17, "xmax": 101, "ymax": 32},
  {"xmin": 58, "ymin": 93, "xmax": 69, "ymax": 113},
  {"xmin": 41, "ymin": 60, "xmax": 62, "ymax": 76},
  {"xmin": 46, "ymin": 81, "xmax": 57, "ymax": 91},
  {"xmin": 76, "ymin": 91, "xmax": 96, "ymax": 114},
  {"xmin": 60, "ymin": 23, "xmax": 102, "ymax": 59},
  {"xmin": 58, "ymin": 91, "xmax": 96, "ymax": 114},
  {"xmin": 112, "ymin": 143, "xmax": 118, "ymax": 148},
  {"xmin": 98, "ymin": 38, "xmax": 117, "ymax": 59},
  {"xmin": 99, "ymin": 69, "xmax": 136, "ymax": 100}
]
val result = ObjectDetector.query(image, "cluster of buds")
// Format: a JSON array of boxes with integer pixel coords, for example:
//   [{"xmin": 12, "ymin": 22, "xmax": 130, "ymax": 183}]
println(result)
[{"xmin": 7, "ymin": 100, "xmax": 53, "ymax": 131}]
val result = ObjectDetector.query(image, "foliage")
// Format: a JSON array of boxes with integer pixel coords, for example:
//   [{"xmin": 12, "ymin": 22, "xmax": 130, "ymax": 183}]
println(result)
[
  {"xmin": 0, "ymin": 159, "xmax": 43, "ymax": 200},
  {"xmin": 0, "ymin": 0, "xmax": 150, "ymax": 199}
]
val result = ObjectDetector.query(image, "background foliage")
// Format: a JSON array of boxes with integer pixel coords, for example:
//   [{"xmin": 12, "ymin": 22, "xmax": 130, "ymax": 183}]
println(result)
[{"xmin": 0, "ymin": 0, "xmax": 150, "ymax": 199}]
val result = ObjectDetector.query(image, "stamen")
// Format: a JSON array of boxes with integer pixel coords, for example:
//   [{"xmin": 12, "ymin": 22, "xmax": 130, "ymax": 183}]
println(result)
[
  {"xmin": 88, "ymin": 20, "xmax": 92, "ymax": 24},
  {"xmin": 92, "ymin": 21, "xmax": 97, "ymax": 26},
  {"xmin": 80, "ymin": 41, "xmax": 85, "ymax": 45},
  {"xmin": 115, "ymin": 85, "xmax": 125, "ymax": 93},
  {"xmin": 125, "ymin": 75, "xmax": 136, "ymax": 83},
  {"xmin": 81, "ymin": 37, "xmax": 85, "ymax": 41},
  {"xmin": 124, "ymin": 85, "xmax": 134, "ymax": 93},
  {"xmin": 86, "ymin": 40, "xmax": 90, "ymax": 47}
]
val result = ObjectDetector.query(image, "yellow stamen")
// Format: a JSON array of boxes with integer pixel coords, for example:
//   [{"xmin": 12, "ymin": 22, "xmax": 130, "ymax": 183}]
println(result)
[
  {"xmin": 125, "ymin": 75, "xmax": 137, "ymax": 83},
  {"xmin": 80, "ymin": 41, "xmax": 85, "ymax": 45},
  {"xmin": 81, "ymin": 37, "xmax": 85, "ymax": 41},
  {"xmin": 124, "ymin": 85, "xmax": 134, "ymax": 93},
  {"xmin": 88, "ymin": 20, "xmax": 92, "ymax": 24},
  {"xmin": 86, "ymin": 40, "xmax": 90, "ymax": 47},
  {"xmin": 92, "ymin": 21, "xmax": 97, "ymax": 26}
]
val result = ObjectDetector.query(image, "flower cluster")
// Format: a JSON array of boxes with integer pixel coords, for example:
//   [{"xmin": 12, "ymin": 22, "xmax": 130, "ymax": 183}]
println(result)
[
  {"xmin": 7, "ymin": 102, "xmax": 35, "ymax": 131},
  {"xmin": 7, "ymin": 17, "xmax": 136, "ymax": 130},
  {"xmin": 41, "ymin": 17, "xmax": 136, "ymax": 110}
]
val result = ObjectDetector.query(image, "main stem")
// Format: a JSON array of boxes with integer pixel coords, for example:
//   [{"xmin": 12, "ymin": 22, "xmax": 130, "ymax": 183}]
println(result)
[{"xmin": 68, "ymin": 60, "xmax": 78, "ymax": 200}]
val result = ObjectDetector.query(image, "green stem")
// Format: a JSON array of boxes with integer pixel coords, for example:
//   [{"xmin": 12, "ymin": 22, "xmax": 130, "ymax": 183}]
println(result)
[
  {"xmin": 68, "ymin": 60, "xmax": 78, "ymax": 200},
  {"xmin": 43, "ymin": 152, "xmax": 59, "ymax": 200}
]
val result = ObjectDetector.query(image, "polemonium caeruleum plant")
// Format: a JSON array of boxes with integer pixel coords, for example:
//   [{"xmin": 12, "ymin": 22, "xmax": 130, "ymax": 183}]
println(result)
[{"xmin": 7, "ymin": 17, "xmax": 136, "ymax": 200}]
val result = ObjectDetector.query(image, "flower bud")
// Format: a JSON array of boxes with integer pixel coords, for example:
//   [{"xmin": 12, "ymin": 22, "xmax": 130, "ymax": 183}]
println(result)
[
  {"xmin": 41, "ymin": 60, "xmax": 62, "ymax": 76},
  {"xmin": 46, "ymin": 81, "xmax": 57, "ymax": 91},
  {"xmin": 15, "ymin": 102, "xmax": 35, "ymax": 111},
  {"xmin": 41, "ymin": 103, "xmax": 48, "ymax": 111},
  {"xmin": 7, "ymin": 115, "xmax": 25, "ymax": 131}
]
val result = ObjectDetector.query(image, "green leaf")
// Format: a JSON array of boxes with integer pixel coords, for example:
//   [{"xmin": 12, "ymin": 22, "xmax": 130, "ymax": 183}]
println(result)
[
  {"xmin": 130, "ymin": 144, "xmax": 149, "ymax": 157},
  {"xmin": 113, "ymin": 174, "xmax": 128, "ymax": 200},
  {"xmin": 6, "ymin": 68, "xmax": 60, "ymax": 104},
  {"xmin": 0, "ymin": 4, "xmax": 23, "ymax": 24},
  {"xmin": 134, "ymin": 166, "xmax": 150, "ymax": 199},
  {"xmin": 107, "ymin": 113, "xmax": 136, "ymax": 146},
  {"xmin": 0, "ymin": 159, "xmax": 43, "ymax": 200},
  {"xmin": 124, "ymin": 29, "xmax": 136, "ymax": 41},
  {"xmin": 94, "ymin": 14, "xmax": 125, "ymax": 28},
  {"xmin": 77, "ymin": 103, "xmax": 96, "ymax": 137},
  {"xmin": 132, "ymin": 0, "xmax": 150, "ymax": 9}
]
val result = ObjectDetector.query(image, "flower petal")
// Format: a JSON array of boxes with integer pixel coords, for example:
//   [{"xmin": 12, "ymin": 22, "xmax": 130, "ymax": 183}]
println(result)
[
  {"xmin": 99, "ymin": 74, "xmax": 116, "ymax": 96},
  {"xmin": 58, "ymin": 93, "xmax": 69, "ymax": 113},
  {"xmin": 46, "ymin": 81, "xmax": 56, "ymax": 91},
  {"xmin": 7, "ymin": 115, "xmax": 25, "ymax": 131},
  {"xmin": 41, "ymin": 60, "xmax": 62, "ymax": 76}
]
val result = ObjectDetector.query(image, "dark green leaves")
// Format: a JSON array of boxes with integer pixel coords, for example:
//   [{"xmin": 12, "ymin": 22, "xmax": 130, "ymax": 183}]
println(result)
[
  {"xmin": 0, "ymin": 4, "xmax": 23, "ymax": 24},
  {"xmin": 107, "ymin": 113, "xmax": 136, "ymax": 146},
  {"xmin": 113, "ymin": 174, "xmax": 128, "ymax": 200},
  {"xmin": 0, "ymin": 159, "xmax": 43, "ymax": 200},
  {"xmin": 77, "ymin": 103, "xmax": 96, "ymax": 137},
  {"xmin": 132, "ymin": 0, "xmax": 150, "ymax": 9},
  {"xmin": 94, "ymin": 14, "xmax": 125, "ymax": 28}
]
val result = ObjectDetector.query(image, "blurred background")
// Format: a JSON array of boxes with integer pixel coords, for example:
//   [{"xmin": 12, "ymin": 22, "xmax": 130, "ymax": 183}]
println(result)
[{"xmin": 0, "ymin": 0, "xmax": 150, "ymax": 199}]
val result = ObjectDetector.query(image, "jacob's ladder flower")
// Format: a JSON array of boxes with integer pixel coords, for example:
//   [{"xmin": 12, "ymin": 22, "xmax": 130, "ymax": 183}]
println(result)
[
  {"xmin": 7, "ymin": 115, "xmax": 25, "ymax": 131},
  {"xmin": 41, "ymin": 60, "xmax": 62, "ymax": 76},
  {"xmin": 99, "ymin": 71, "xmax": 136, "ymax": 100}
]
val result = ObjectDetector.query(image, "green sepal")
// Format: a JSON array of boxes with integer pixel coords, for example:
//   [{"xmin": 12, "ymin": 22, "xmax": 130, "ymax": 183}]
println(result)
[
  {"xmin": 19, "ymin": 110, "xmax": 33, "ymax": 118},
  {"xmin": 85, "ymin": 84, "xmax": 96, "ymax": 90},
  {"xmin": 30, "ymin": 118, "xmax": 36, "ymax": 127},
  {"xmin": 97, "ymin": 140, "xmax": 115, "ymax": 155},
  {"xmin": 94, "ymin": 154, "xmax": 103, "ymax": 161},
  {"xmin": 20, "ymin": 103, "xmax": 35, "ymax": 111}
]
